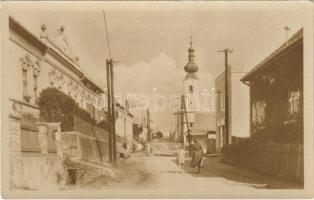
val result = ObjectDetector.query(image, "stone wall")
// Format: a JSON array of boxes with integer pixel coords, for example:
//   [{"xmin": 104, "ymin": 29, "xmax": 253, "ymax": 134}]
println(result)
[
  {"xmin": 9, "ymin": 119, "xmax": 67, "ymax": 190},
  {"xmin": 10, "ymin": 155, "xmax": 66, "ymax": 190},
  {"xmin": 62, "ymin": 131, "xmax": 110, "ymax": 163}
]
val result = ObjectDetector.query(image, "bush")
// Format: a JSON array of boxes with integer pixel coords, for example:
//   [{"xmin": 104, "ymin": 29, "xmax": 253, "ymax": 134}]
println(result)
[
  {"xmin": 38, "ymin": 87, "xmax": 94, "ymax": 123},
  {"xmin": 156, "ymin": 131, "xmax": 163, "ymax": 138}
]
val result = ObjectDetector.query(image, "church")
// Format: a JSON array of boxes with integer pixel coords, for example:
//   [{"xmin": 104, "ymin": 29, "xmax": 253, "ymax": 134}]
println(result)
[{"xmin": 173, "ymin": 37, "xmax": 216, "ymax": 153}]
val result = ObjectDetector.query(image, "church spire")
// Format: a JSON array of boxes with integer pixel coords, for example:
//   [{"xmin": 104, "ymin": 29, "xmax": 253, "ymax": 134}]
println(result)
[
  {"xmin": 190, "ymin": 35, "xmax": 193, "ymax": 48},
  {"xmin": 184, "ymin": 35, "xmax": 198, "ymax": 73}
]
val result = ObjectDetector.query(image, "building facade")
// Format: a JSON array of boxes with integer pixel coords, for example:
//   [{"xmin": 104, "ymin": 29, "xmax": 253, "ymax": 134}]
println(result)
[
  {"xmin": 5, "ymin": 17, "xmax": 134, "ymax": 189},
  {"xmin": 7, "ymin": 16, "xmax": 109, "ymax": 154},
  {"xmin": 115, "ymin": 102, "xmax": 134, "ymax": 152},
  {"xmin": 215, "ymin": 67, "xmax": 250, "ymax": 151},
  {"xmin": 241, "ymin": 29, "xmax": 303, "ymax": 143},
  {"xmin": 190, "ymin": 112, "xmax": 216, "ymax": 153}
]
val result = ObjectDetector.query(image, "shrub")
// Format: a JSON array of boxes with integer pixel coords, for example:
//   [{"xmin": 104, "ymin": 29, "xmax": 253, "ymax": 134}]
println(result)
[{"xmin": 38, "ymin": 87, "xmax": 94, "ymax": 123}]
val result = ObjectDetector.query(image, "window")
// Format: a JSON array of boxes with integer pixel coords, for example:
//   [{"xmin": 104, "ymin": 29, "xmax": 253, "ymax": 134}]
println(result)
[
  {"xmin": 189, "ymin": 85, "xmax": 193, "ymax": 93},
  {"xmin": 221, "ymin": 96, "xmax": 225, "ymax": 111},
  {"xmin": 33, "ymin": 74, "xmax": 38, "ymax": 101},
  {"xmin": 252, "ymin": 101, "xmax": 266, "ymax": 126},
  {"xmin": 217, "ymin": 91, "xmax": 221, "ymax": 111},
  {"xmin": 288, "ymin": 91, "xmax": 300, "ymax": 114},
  {"xmin": 22, "ymin": 69, "xmax": 29, "ymax": 101},
  {"xmin": 216, "ymin": 91, "xmax": 225, "ymax": 111},
  {"xmin": 21, "ymin": 129, "xmax": 40, "ymax": 152}
]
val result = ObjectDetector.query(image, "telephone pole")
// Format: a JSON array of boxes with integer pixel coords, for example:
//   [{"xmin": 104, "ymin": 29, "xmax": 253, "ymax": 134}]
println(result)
[
  {"xmin": 110, "ymin": 59, "xmax": 117, "ymax": 164},
  {"xmin": 106, "ymin": 59, "xmax": 117, "ymax": 164},
  {"xmin": 106, "ymin": 59, "xmax": 113, "ymax": 162},
  {"xmin": 147, "ymin": 109, "xmax": 151, "ymax": 142},
  {"xmin": 218, "ymin": 48, "xmax": 232, "ymax": 145},
  {"xmin": 181, "ymin": 95, "xmax": 192, "ymax": 156},
  {"xmin": 103, "ymin": 11, "xmax": 117, "ymax": 165}
]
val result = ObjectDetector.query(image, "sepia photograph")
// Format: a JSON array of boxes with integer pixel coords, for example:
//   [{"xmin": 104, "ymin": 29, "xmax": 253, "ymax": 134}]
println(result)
[{"xmin": 1, "ymin": 1, "xmax": 313, "ymax": 198}]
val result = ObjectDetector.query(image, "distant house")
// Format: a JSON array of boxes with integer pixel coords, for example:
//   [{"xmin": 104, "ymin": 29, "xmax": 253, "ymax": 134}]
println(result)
[
  {"xmin": 241, "ymin": 29, "xmax": 303, "ymax": 143},
  {"xmin": 189, "ymin": 112, "xmax": 216, "ymax": 153},
  {"xmin": 133, "ymin": 123, "xmax": 143, "ymax": 140},
  {"xmin": 115, "ymin": 102, "xmax": 134, "ymax": 151}
]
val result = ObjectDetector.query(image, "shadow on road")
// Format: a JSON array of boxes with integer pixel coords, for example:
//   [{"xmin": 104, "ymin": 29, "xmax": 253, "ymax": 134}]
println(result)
[{"xmin": 170, "ymin": 156, "xmax": 303, "ymax": 189}]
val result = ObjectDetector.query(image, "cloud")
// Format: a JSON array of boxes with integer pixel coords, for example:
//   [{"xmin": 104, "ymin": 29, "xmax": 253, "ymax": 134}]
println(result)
[{"xmin": 113, "ymin": 53, "xmax": 215, "ymax": 133}]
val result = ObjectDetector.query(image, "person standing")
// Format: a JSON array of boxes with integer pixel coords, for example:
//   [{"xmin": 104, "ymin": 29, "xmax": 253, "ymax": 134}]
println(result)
[
  {"xmin": 146, "ymin": 142, "xmax": 152, "ymax": 156},
  {"xmin": 191, "ymin": 139, "xmax": 203, "ymax": 174},
  {"xmin": 177, "ymin": 145, "xmax": 186, "ymax": 174}
]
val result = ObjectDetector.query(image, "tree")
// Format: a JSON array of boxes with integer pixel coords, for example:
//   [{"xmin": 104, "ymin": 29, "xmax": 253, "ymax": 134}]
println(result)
[
  {"xmin": 156, "ymin": 131, "xmax": 163, "ymax": 138},
  {"xmin": 38, "ymin": 87, "xmax": 94, "ymax": 123}
]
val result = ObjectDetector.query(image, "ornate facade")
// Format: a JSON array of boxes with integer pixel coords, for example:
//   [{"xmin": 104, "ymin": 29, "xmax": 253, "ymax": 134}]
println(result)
[{"xmin": 6, "ymin": 16, "xmax": 134, "ymax": 189}]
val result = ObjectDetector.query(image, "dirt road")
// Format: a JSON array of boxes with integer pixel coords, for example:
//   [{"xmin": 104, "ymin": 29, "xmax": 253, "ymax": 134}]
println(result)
[{"xmin": 73, "ymin": 141, "xmax": 302, "ymax": 197}]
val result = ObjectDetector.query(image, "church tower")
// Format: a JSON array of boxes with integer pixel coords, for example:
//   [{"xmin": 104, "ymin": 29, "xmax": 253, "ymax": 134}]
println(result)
[{"xmin": 183, "ymin": 36, "xmax": 200, "ymax": 112}]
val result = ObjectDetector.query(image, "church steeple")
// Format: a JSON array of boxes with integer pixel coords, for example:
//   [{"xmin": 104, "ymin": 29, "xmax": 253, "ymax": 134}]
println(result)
[{"xmin": 184, "ymin": 36, "xmax": 198, "ymax": 73}]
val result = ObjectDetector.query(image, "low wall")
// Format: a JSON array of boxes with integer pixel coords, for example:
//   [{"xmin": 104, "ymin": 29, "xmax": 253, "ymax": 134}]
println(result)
[
  {"xmin": 61, "ymin": 115, "xmax": 109, "ymax": 140},
  {"xmin": 10, "ymin": 154, "xmax": 66, "ymax": 190},
  {"xmin": 223, "ymin": 142, "xmax": 303, "ymax": 182},
  {"xmin": 62, "ymin": 131, "xmax": 110, "ymax": 163}
]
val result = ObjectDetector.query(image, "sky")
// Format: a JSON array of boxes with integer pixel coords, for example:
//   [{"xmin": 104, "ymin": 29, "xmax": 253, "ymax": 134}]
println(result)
[{"xmin": 6, "ymin": 1, "xmax": 311, "ymax": 134}]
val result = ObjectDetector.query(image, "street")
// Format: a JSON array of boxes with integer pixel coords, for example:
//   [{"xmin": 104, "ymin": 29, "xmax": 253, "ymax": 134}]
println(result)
[{"xmin": 76, "ymin": 140, "xmax": 302, "ymax": 192}]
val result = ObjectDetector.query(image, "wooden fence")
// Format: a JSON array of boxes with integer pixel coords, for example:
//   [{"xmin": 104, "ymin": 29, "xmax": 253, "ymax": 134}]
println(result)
[{"xmin": 223, "ymin": 142, "xmax": 303, "ymax": 182}]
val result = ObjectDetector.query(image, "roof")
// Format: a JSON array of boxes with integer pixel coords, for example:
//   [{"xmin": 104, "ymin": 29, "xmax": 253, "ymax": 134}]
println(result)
[
  {"xmin": 241, "ymin": 28, "xmax": 303, "ymax": 82},
  {"xmin": 190, "ymin": 112, "xmax": 216, "ymax": 135}
]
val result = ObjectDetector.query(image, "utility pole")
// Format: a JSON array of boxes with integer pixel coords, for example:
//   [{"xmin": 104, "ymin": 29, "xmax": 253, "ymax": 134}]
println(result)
[
  {"xmin": 106, "ymin": 59, "xmax": 113, "ymax": 163},
  {"xmin": 147, "ymin": 109, "xmax": 150, "ymax": 142},
  {"xmin": 180, "ymin": 95, "xmax": 184, "ymax": 146},
  {"xmin": 182, "ymin": 95, "xmax": 192, "ymax": 156},
  {"xmin": 218, "ymin": 49, "xmax": 232, "ymax": 145},
  {"xmin": 103, "ymin": 11, "xmax": 117, "ymax": 165},
  {"xmin": 109, "ymin": 59, "xmax": 117, "ymax": 165},
  {"xmin": 106, "ymin": 59, "xmax": 117, "ymax": 165},
  {"xmin": 124, "ymin": 99, "xmax": 127, "ymax": 147}
]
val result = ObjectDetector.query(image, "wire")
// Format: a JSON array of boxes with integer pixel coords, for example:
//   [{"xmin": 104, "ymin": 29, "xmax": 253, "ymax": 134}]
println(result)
[{"xmin": 103, "ymin": 10, "xmax": 112, "ymax": 60}]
